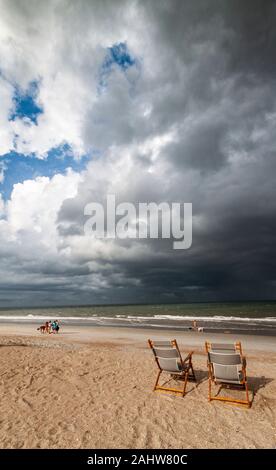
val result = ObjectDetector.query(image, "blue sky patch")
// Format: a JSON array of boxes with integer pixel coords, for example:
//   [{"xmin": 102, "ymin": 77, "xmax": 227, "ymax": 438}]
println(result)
[
  {"xmin": 0, "ymin": 144, "xmax": 89, "ymax": 200},
  {"xmin": 108, "ymin": 43, "xmax": 136, "ymax": 70},
  {"xmin": 99, "ymin": 42, "xmax": 137, "ymax": 91},
  {"xmin": 9, "ymin": 80, "xmax": 43, "ymax": 124}
]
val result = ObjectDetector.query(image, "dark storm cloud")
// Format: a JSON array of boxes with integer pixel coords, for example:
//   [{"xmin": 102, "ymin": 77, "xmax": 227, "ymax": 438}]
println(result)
[
  {"xmin": 145, "ymin": 0, "xmax": 276, "ymax": 78},
  {"xmin": 58, "ymin": 9, "xmax": 276, "ymax": 300},
  {"xmin": 163, "ymin": 122, "xmax": 227, "ymax": 172}
]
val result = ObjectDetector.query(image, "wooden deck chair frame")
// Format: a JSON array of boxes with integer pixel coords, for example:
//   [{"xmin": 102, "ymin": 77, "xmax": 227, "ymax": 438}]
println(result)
[
  {"xmin": 205, "ymin": 341, "xmax": 251, "ymax": 408},
  {"xmin": 148, "ymin": 339, "xmax": 196, "ymax": 397}
]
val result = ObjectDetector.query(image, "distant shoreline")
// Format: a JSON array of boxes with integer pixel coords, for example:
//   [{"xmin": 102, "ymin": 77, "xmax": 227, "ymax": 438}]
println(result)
[
  {"xmin": 0, "ymin": 319, "xmax": 276, "ymax": 338},
  {"xmin": 0, "ymin": 301, "xmax": 275, "ymax": 336},
  {"xmin": 1, "ymin": 299, "xmax": 276, "ymax": 310}
]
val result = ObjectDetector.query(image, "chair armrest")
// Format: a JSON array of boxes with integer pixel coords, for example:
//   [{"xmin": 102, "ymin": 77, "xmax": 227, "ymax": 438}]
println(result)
[
  {"xmin": 182, "ymin": 351, "xmax": 193, "ymax": 363},
  {"xmin": 242, "ymin": 356, "xmax": 247, "ymax": 368}
]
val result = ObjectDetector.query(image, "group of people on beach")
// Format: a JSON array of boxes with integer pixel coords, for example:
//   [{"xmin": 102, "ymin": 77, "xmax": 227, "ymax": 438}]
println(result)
[{"xmin": 37, "ymin": 320, "xmax": 60, "ymax": 334}]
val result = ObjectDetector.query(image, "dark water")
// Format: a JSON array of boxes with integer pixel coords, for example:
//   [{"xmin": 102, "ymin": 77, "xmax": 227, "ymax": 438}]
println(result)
[{"xmin": 0, "ymin": 302, "xmax": 276, "ymax": 336}]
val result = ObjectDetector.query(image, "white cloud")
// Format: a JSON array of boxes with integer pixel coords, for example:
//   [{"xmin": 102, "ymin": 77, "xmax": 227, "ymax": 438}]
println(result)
[
  {"xmin": 0, "ymin": 76, "xmax": 14, "ymax": 154},
  {"xmin": 6, "ymin": 169, "xmax": 81, "ymax": 245},
  {"xmin": 0, "ymin": 0, "xmax": 147, "ymax": 158}
]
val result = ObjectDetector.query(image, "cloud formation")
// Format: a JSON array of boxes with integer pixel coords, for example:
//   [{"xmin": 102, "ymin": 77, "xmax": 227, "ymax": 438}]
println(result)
[{"xmin": 0, "ymin": 0, "xmax": 276, "ymax": 306}]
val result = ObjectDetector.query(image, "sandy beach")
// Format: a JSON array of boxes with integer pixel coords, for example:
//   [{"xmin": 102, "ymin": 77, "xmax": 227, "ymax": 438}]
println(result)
[{"xmin": 0, "ymin": 324, "xmax": 275, "ymax": 449}]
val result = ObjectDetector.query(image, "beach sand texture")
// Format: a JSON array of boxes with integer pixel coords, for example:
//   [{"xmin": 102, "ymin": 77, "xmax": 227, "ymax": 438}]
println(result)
[{"xmin": 0, "ymin": 327, "xmax": 275, "ymax": 449}]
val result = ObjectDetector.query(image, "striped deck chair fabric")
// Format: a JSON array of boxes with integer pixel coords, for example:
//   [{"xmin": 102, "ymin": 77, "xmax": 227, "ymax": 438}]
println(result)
[
  {"xmin": 205, "ymin": 341, "xmax": 251, "ymax": 408},
  {"xmin": 148, "ymin": 339, "xmax": 196, "ymax": 397}
]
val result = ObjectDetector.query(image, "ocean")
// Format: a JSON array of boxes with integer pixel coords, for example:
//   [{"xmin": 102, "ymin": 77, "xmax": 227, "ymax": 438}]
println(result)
[{"xmin": 0, "ymin": 302, "xmax": 276, "ymax": 336}]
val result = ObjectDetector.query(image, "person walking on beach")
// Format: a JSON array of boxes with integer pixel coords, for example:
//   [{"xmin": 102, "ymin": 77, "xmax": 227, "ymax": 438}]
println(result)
[{"xmin": 192, "ymin": 319, "xmax": 204, "ymax": 332}]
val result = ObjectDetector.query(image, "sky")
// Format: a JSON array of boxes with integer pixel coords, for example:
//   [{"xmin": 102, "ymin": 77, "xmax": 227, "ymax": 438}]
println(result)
[{"xmin": 0, "ymin": 0, "xmax": 276, "ymax": 307}]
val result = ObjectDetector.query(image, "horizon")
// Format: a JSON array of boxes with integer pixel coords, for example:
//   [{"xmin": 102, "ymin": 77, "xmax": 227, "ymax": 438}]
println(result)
[{"xmin": 1, "ymin": 298, "xmax": 276, "ymax": 312}]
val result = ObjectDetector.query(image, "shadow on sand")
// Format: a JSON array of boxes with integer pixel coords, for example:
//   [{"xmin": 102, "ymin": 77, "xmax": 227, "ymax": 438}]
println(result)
[{"xmin": 247, "ymin": 375, "xmax": 274, "ymax": 395}]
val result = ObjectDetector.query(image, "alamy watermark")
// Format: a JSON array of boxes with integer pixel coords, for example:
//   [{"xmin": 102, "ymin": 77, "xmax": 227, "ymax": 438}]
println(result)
[{"xmin": 84, "ymin": 195, "xmax": 192, "ymax": 250}]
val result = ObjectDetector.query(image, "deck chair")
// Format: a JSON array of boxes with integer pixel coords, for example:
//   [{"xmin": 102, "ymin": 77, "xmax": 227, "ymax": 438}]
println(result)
[
  {"xmin": 148, "ymin": 339, "xmax": 196, "ymax": 397},
  {"xmin": 205, "ymin": 341, "xmax": 251, "ymax": 408}
]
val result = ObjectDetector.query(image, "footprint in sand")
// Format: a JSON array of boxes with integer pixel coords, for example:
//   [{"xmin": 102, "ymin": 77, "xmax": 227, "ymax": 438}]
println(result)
[{"xmin": 18, "ymin": 397, "xmax": 33, "ymax": 410}]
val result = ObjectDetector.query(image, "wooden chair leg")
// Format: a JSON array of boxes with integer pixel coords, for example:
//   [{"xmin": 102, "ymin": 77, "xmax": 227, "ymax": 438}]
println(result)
[
  {"xmin": 208, "ymin": 378, "xmax": 212, "ymax": 401},
  {"xmin": 245, "ymin": 381, "xmax": 251, "ymax": 406},
  {"xmin": 182, "ymin": 371, "xmax": 189, "ymax": 397},
  {"xmin": 154, "ymin": 370, "xmax": 161, "ymax": 391}
]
